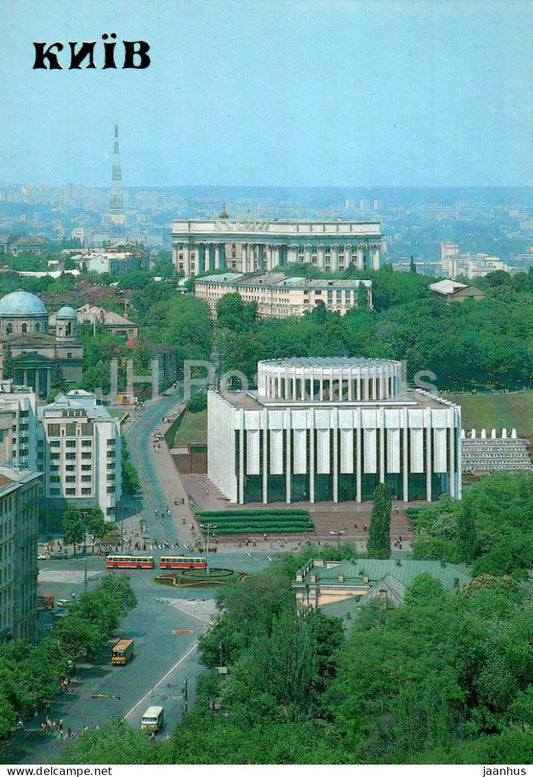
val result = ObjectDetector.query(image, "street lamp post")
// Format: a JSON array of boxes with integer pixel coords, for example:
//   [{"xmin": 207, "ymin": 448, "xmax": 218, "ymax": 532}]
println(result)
[
  {"xmin": 199, "ymin": 522, "xmax": 217, "ymax": 574},
  {"xmin": 329, "ymin": 528, "xmax": 347, "ymax": 550}
]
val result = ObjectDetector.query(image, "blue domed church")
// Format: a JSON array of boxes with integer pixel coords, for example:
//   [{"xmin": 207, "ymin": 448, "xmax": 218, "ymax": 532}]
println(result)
[{"xmin": 0, "ymin": 290, "xmax": 83, "ymax": 398}]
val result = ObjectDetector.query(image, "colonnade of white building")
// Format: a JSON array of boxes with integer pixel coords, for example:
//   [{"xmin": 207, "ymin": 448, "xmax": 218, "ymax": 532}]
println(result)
[
  {"xmin": 258, "ymin": 359, "xmax": 402, "ymax": 402},
  {"xmin": 171, "ymin": 219, "xmax": 382, "ymax": 277}
]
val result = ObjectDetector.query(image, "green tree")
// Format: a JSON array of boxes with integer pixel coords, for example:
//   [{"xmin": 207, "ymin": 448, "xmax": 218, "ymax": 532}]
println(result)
[
  {"xmin": 366, "ymin": 483, "xmax": 391, "ymax": 558},
  {"xmin": 50, "ymin": 362, "xmax": 68, "ymax": 393},
  {"xmin": 86, "ymin": 506, "xmax": 107, "ymax": 540},
  {"xmin": 216, "ymin": 292, "xmax": 257, "ymax": 332},
  {"xmin": 455, "ymin": 501, "xmax": 479, "ymax": 563},
  {"xmin": 2, "ymin": 342, "xmax": 14, "ymax": 380},
  {"xmin": 62, "ymin": 506, "xmax": 85, "ymax": 554},
  {"xmin": 66, "ymin": 718, "xmax": 166, "ymax": 764}
]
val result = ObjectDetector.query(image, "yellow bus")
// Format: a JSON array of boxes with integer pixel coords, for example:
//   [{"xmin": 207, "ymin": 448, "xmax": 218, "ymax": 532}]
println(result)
[{"xmin": 111, "ymin": 638, "xmax": 134, "ymax": 665}]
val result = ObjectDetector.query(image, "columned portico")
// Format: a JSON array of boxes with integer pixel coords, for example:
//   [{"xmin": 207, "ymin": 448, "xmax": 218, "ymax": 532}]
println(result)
[{"xmin": 172, "ymin": 219, "xmax": 382, "ymax": 278}]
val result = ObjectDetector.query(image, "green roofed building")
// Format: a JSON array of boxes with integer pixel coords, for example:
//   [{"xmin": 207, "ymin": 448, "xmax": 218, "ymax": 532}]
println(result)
[{"xmin": 293, "ymin": 557, "xmax": 471, "ymax": 615}]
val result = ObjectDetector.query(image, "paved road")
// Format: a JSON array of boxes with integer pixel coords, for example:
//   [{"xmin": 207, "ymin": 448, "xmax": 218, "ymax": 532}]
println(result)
[{"xmin": 6, "ymin": 390, "xmax": 271, "ymax": 764}]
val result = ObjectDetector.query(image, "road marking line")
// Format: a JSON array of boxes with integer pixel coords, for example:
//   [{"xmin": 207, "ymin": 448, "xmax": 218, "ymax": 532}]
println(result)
[{"xmin": 122, "ymin": 641, "xmax": 198, "ymax": 722}]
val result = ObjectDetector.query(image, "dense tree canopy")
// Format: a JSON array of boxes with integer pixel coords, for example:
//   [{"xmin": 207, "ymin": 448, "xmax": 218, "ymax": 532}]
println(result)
[{"xmin": 411, "ymin": 472, "xmax": 533, "ymax": 576}]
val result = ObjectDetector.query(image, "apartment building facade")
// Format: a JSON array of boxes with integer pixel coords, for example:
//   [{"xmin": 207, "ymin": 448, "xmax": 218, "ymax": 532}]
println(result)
[
  {"xmin": 37, "ymin": 390, "xmax": 122, "ymax": 520},
  {"xmin": 195, "ymin": 272, "xmax": 373, "ymax": 318}
]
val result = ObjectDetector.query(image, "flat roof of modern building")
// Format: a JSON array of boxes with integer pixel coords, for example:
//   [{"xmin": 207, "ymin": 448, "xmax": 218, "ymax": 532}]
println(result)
[{"xmin": 218, "ymin": 388, "xmax": 456, "ymax": 411}]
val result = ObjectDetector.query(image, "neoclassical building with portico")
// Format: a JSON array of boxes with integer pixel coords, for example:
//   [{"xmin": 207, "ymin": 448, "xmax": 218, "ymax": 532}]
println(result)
[
  {"xmin": 171, "ymin": 218, "xmax": 382, "ymax": 277},
  {"xmin": 208, "ymin": 357, "xmax": 462, "ymax": 505}
]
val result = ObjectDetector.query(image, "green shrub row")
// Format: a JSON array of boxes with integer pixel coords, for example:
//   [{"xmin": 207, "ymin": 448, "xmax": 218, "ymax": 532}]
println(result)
[
  {"xmin": 199, "ymin": 514, "xmax": 311, "ymax": 524},
  {"xmin": 201, "ymin": 518, "xmax": 313, "ymax": 530},
  {"xmin": 214, "ymin": 525, "xmax": 313, "ymax": 535},
  {"xmin": 195, "ymin": 509, "xmax": 309, "ymax": 518}
]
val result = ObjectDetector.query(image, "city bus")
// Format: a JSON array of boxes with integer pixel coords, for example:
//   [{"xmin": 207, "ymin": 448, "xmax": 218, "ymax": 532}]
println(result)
[
  {"xmin": 140, "ymin": 706, "xmax": 164, "ymax": 732},
  {"xmin": 159, "ymin": 555, "xmax": 207, "ymax": 570},
  {"xmin": 36, "ymin": 594, "xmax": 55, "ymax": 610},
  {"xmin": 111, "ymin": 638, "xmax": 135, "ymax": 665},
  {"xmin": 106, "ymin": 554, "xmax": 155, "ymax": 569}
]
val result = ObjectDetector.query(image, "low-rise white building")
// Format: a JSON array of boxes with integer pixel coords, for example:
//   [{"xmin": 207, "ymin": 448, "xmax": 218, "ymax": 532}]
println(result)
[
  {"xmin": 37, "ymin": 390, "xmax": 122, "ymax": 520},
  {"xmin": 208, "ymin": 358, "xmax": 461, "ymax": 505}
]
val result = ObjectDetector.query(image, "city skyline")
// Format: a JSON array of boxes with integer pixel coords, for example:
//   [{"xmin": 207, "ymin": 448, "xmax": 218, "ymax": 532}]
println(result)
[{"xmin": 0, "ymin": 0, "xmax": 531, "ymax": 188}]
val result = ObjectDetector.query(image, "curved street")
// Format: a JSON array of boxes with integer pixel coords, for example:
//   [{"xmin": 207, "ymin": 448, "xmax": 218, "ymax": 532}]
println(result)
[{"xmin": 7, "ymin": 388, "xmax": 271, "ymax": 764}]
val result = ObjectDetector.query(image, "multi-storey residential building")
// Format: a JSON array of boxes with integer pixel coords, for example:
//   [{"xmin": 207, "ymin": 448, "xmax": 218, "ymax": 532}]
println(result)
[
  {"xmin": 37, "ymin": 390, "xmax": 122, "ymax": 520},
  {"xmin": 0, "ymin": 466, "xmax": 41, "ymax": 642},
  {"xmin": 172, "ymin": 218, "xmax": 381, "ymax": 277},
  {"xmin": 0, "ymin": 380, "xmax": 38, "ymax": 471},
  {"xmin": 195, "ymin": 273, "xmax": 373, "ymax": 318},
  {"xmin": 208, "ymin": 357, "xmax": 461, "ymax": 505}
]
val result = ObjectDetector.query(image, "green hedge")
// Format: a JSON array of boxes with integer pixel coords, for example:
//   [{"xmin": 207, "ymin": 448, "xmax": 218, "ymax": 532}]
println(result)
[
  {"xmin": 195, "ymin": 509, "xmax": 309, "ymax": 518},
  {"xmin": 214, "ymin": 525, "xmax": 313, "ymax": 535}
]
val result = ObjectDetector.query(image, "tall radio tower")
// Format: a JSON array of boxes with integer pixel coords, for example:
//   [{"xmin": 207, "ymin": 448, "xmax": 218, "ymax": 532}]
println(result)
[{"xmin": 108, "ymin": 124, "xmax": 126, "ymax": 239}]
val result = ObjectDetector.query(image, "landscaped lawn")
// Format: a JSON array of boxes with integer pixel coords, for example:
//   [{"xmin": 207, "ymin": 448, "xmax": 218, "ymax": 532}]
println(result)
[
  {"xmin": 173, "ymin": 409, "xmax": 207, "ymax": 446},
  {"xmin": 449, "ymin": 390, "xmax": 533, "ymax": 436}
]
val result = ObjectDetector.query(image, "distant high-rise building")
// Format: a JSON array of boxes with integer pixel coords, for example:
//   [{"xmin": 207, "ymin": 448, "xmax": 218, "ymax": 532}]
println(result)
[
  {"xmin": 441, "ymin": 242, "xmax": 459, "ymax": 278},
  {"xmin": 107, "ymin": 125, "xmax": 126, "ymax": 239}
]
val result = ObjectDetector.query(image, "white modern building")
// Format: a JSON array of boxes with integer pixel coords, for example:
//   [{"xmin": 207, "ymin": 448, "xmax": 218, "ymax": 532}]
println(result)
[
  {"xmin": 195, "ymin": 272, "xmax": 373, "ymax": 318},
  {"xmin": 37, "ymin": 390, "xmax": 122, "ymax": 519},
  {"xmin": 208, "ymin": 358, "xmax": 461, "ymax": 505},
  {"xmin": 172, "ymin": 218, "xmax": 382, "ymax": 277}
]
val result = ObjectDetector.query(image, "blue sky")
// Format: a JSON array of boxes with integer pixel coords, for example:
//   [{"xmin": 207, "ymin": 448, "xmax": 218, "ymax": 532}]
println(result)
[{"xmin": 0, "ymin": 0, "xmax": 531, "ymax": 187}]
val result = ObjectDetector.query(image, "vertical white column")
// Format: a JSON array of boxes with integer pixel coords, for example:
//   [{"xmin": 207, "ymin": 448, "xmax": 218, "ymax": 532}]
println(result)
[
  {"xmin": 183, "ymin": 245, "xmax": 191, "ymax": 276},
  {"xmin": 285, "ymin": 412, "xmax": 291, "ymax": 503},
  {"xmin": 348, "ymin": 371, "xmax": 353, "ymax": 401},
  {"xmin": 379, "ymin": 408, "xmax": 385, "ymax": 483},
  {"xmin": 309, "ymin": 415, "xmax": 315, "ymax": 503},
  {"xmin": 332, "ymin": 410, "xmax": 339, "ymax": 503},
  {"xmin": 214, "ymin": 245, "xmax": 220, "ymax": 269},
  {"xmin": 304, "ymin": 245, "xmax": 311, "ymax": 265},
  {"xmin": 455, "ymin": 408, "xmax": 462, "ymax": 499},
  {"xmin": 239, "ymin": 413, "xmax": 245, "ymax": 504},
  {"xmin": 330, "ymin": 245, "xmax": 338, "ymax": 273},
  {"xmin": 356, "ymin": 410, "xmax": 362, "ymax": 502},
  {"xmin": 357, "ymin": 247, "xmax": 364, "ymax": 269},
  {"xmin": 317, "ymin": 245, "xmax": 325, "ymax": 270},
  {"xmin": 372, "ymin": 246, "xmax": 380, "ymax": 270},
  {"xmin": 262, "ymin": 412, "xmax": 268, "ymax": 504},
  {"xmin": 402, "ymin": 408, "xmax": 409, "ymax": 502},
  {"xmin": 425, "ymin": 410, "xmax": 432, "ymax": 502},
  {"xmin": 448, "ymin": 413, "xmax": 455, "ymax": 499}
]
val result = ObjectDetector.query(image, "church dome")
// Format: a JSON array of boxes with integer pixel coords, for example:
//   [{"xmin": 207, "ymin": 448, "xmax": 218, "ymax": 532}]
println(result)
[
  {"xmin": 56, "ymin": 306, "xmax": 77, "ymax": 319},
  {"xmin": 0, "ymin": 289, "xmax": 47, "ymax": 317}
]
